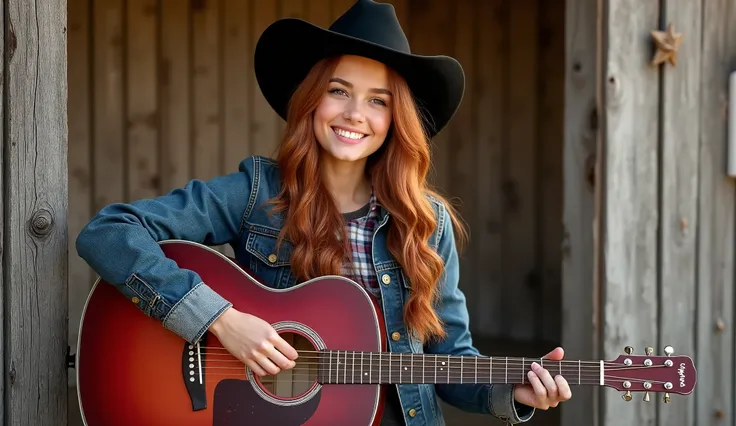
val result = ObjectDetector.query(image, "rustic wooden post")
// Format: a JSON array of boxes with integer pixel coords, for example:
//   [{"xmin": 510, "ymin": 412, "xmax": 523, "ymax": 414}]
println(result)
[
  {"xmin": 695, "ymin": 2, "xmax": 735, "ymax": 424},
  {"xmin": 561, "ymin": 0, "xmax": 600, "ymax": 424},
  {"xmin": 1, "ymin": 1, "xmax": 69, "ymax": 425}
]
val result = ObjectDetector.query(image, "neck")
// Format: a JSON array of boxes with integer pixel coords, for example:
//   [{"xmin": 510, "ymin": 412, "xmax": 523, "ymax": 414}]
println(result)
[
  {"xmin": 320, "ymin": 155, "xmax": 371, "ymax": 212},
  {"xmin": 317, "ymin": 351, "xmax": 605, "ymax": 387}
]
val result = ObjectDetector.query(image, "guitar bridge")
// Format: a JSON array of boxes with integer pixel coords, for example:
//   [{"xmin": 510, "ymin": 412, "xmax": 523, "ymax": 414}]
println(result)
[{"xmin": 182, "ymin": 338, "xmax": 207, "ymax": 411}]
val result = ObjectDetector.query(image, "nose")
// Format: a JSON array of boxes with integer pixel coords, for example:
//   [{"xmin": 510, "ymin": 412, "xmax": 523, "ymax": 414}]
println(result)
[{"xmin": 343, "ymin": 99, "xmax": 365, "ymax": 123}]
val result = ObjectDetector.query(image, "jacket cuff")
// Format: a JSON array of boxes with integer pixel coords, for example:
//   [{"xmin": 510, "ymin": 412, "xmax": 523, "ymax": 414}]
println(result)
[
  {"xmin": 489, "ymin": 384, "xmax": 535, "ymax": 424},
  {"xmin": 162, "ymin": 282, "xmax": 232, "ymax": 344}
]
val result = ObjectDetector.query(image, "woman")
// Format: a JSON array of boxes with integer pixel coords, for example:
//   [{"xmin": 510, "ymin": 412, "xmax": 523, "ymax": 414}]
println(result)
[{"xmin": 76, "ymin": 1, "xmax": 571, "ymax": 424}]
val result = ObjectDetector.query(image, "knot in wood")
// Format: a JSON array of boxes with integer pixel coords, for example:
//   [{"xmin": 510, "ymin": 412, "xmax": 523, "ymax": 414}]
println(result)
[{"xmin": 29, "ymin": 208, "xmax": 54, "ymax": 238}]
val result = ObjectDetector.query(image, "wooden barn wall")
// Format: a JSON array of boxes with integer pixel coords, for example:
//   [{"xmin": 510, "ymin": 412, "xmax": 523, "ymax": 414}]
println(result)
[
  {"xmin": 592, "ymin": 0, "xmax": 736, "ymax": 425},
  {"xmin": 67, "ymin": 0, "xmax": 565, "ymax": 367}
]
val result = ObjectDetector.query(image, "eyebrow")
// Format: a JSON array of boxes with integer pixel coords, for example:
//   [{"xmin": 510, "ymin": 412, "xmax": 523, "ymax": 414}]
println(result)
[{"xmin": 329, "ymin": 77, "xmax": 392, "ymax": 96}]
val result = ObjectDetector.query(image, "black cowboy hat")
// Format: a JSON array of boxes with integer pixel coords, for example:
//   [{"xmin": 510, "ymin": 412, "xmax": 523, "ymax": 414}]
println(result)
[{"xmin": 253, "ymin": 0, "xmax": 465, "ymax": 138}]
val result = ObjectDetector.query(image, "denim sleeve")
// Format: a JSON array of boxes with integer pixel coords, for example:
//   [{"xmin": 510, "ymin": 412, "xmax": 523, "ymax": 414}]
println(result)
[
  {"xmin": 76, "ymin": 157, "xmax": 257, "ymax": 344},
  {"xmin": 424, "ymin": 204, "xmax": 534, "ymax": 424}
]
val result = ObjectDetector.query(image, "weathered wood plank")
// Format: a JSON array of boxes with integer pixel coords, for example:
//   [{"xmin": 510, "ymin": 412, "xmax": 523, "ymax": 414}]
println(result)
[
  {"xmin": 223, "ymin": 0, "xmax": 251, "ymax": 171},
  {"xmin": 306, "ymin": 0, "xmax": 331, "ymax": 28},
  {"xmin": 160, "ymin": 0, "xmax": 192, "ymax": 191},
  {"xmin": 656, "ymin": 0, "xmax": 701, "ymax": 424},
  {"xmin": 447, "ymin": 0, "xmax": 477, "ymax": 332},
  {"xmin": 192, "ymin": 0, "xmax": 221, "ymax": 180},
  {"xmin": 4, "ymin": 0, "xmax": 68, "ymax": 424},
  {"xmin": 503, "ymin": 0, "xmax": 538, "ymax": 340},
  {"xmin": 126, "ymin": 0, "xmax": 159, "ymax": 200},
  {"xmin": 92, "ymin": 0, "xmax": 125, "ymax": 209},
  {"xmin": 538, "ymin": 0, "xmax": 564, "ymax": 343},
  {"xmin": 0, "ymin": 0, "xmax": 5, "ymax": 421},
  {"xmin": 474, "ymin": 0, "xmax": 506, "ymax": 338},
  {"xmin": 277, "ymin": 0, "xmax": 306, "ymax": 136},
  {"xmin": 406, "ymin": 0, "xmax": 454, "ymax": 195},
  {"xmin": 696, "ymin": 1, "xmax": 735, "ymax": 424},
  {"xmin": 560, "ymin": 0, "xmax": 598, "ymax": 421},
  {"xmin": 600, "ymin": 0, "xmax": 660, "ymax": 425},
  {"xmin": 67, "ymin": 0, "xmax": 92, "ymax": 386},
  {"xmin": 252, "ymin": 1, "xmax": 279, "ymax": 157}
]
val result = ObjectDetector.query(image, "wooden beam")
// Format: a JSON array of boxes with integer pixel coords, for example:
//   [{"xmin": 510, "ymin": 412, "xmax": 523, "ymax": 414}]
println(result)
[
  {"xmin": 2, "ymin": 1, "xmax": 68, "ymax": 425},
  {"xmin": 599, "ymin": 0, "xmax": 660, "ymax": 425},
  {"xmin": 696, "ymin": 1, "xmax": 736, "ymax": 424},
  {"xmin": 0, "ymin": 0, "xmax": 5, "ymax": 421},
  {"xmin": 657, "ymin": 0, "xmax": 701, "ymax": 424},
  {"xmin": 561, "ymin": 0, "xmax": 598, "ymax": 422}
]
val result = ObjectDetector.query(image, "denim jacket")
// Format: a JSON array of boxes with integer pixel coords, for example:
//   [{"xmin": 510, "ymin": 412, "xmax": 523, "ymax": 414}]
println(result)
[{"xmin": 76, "ymin": 155, "xmax": 534, "ymax": 425}]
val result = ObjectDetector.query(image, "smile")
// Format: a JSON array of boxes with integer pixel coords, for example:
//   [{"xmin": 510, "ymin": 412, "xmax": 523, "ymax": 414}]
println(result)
[{"xmin": 333, "ymin": 127, "xmax": 366, "ymax": 141}]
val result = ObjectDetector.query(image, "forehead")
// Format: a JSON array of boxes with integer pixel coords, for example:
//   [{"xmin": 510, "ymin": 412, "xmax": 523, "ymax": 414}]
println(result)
[{"xmin": 332, "ymin": 55, "xmax": 389, "ymax": 88}]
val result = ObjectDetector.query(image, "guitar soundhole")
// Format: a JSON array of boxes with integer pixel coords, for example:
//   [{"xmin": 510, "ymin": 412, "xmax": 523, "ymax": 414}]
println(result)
[{"xmin": 256, "ymin": 332, "xmax": 318, "ymax": 400}]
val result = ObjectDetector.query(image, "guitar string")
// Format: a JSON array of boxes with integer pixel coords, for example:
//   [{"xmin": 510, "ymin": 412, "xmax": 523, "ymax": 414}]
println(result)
[
  {"xmin": 192, "ymin": 352, "xmax": 665, "ymax": 371},
  {"xmin": 193, "ymin": 355, "xmax": 667, "ymax": 369},
  {"xmin": 192, "ymin": 347, "xmax": 626, "ymax": 367},
  {"xmin": 187, "ymin": 364, "xmax": 673, "ymax": 381},
  {"xmin": 191, "ymin": 373, "xmax": 672, "ymax": 387}
]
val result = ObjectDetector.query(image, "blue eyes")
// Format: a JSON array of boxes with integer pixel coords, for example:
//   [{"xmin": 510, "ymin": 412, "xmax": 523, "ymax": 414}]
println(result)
[{"xmin": 328, "ymin": 88, "xmax": 387, "ymax": 106}]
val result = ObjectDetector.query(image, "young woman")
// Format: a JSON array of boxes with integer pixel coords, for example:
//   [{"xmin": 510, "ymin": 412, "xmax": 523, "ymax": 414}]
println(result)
[{"xmin": 76, "ymin": 1, "xmax": 571, "ymax": 424}]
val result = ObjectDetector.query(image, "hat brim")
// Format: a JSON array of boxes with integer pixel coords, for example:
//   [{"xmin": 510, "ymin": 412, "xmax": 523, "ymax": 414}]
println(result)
[{"xmin": 254, "ymin": 18, "xmax": 465, "ymax": 138}]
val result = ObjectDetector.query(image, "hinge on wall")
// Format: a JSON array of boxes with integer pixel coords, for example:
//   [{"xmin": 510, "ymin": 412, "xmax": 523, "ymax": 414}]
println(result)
[{"xmin": 66, "ymin": 345, "xmax": 76, "ymax": 369}]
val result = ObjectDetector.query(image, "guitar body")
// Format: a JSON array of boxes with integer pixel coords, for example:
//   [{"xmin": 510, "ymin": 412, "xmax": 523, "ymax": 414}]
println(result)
[{"xmin": 76, "ymin": 240, "xmax": 387, "ymax": 426}]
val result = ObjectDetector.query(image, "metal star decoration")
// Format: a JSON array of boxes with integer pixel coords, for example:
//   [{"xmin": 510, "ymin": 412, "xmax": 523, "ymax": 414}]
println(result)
[{"xmin": 650, "ymin": 23, "xmax": 684, "ymax": 66}]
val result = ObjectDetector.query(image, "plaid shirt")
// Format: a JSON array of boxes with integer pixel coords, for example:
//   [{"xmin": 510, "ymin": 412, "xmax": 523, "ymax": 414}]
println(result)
[{"xmin": 341, "ymin": 192, "xmax": 382, "ymax": 298}]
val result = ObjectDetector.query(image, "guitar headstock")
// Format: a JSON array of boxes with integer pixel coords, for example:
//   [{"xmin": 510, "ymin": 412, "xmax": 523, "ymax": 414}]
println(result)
[{"xmin": 605, "ymin": 345, "xmax": 696, "ymax": 403}]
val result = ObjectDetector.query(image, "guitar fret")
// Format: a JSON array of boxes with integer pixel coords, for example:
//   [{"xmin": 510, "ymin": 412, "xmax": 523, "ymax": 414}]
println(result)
[
  {"xmin": 446, "ymin": 355, "xmax": 450, "ymax": 384},
  {"xmin": 422, "ymin": 355, "xmax": 425, "ymax": 384},
  {"xmin": 522, "ymin": 357, "xmax": 525, "ymax": 384},
  {"xmin": 474, "ymin": 356, "xmax": 478, "ymax": 384},
  {"xmin": 460, "ymin": 356, "xmax": 463, "ymax": 384},
  {"xmin": 369, "ymin": 353, "xmax": 373, "ymax": 384},
  {"xmin": 410, "ymin": 354, "xmax": 414, "ymax": 384},
  {"xmin": 399, "ymin": 355, "xmax": 404, "ymax": 383}
]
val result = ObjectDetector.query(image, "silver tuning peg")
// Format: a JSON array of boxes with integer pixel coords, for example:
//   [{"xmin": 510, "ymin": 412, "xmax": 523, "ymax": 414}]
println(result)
[
  {"xmin": 664, "ymin": 346, "xmax": 674, "ymax": 356},
  {"xmin": 622, "ymin": 391, "xmax": 632, "ymax": 401},
  {"xmin": 643, "ymin": 391, "xmax": 650, "ymax": 402},
  {"xmin": 663, "ymin": 393, "xmax": 670, "ymax": 403},
  {"xmin": 645, "ymin": 347, "xmax": 653, "ymax": 356},
  {"xmin": 624, "ymin": 346, "xmax": 634, "ymax": 355}
]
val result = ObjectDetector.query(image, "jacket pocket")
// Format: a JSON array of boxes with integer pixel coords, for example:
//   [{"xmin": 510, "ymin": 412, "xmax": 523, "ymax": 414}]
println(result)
[{"xmin": 244, "ymin": 224, "xmax": 297, "ymax": 289}]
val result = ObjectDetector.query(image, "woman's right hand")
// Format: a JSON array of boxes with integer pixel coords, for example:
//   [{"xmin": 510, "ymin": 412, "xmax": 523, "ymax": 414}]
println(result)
[{"xmin": 208, "ymin": 307, "xmax": 299, "ymax": 377}]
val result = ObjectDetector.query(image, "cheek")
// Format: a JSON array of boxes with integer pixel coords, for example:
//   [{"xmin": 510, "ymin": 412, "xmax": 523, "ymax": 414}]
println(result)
[{"xmin": 370, "ymin": 110, "xmax": 392, "ymax": 139}]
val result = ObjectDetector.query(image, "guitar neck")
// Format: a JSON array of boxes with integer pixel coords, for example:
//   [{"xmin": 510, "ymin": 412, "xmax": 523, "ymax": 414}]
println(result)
[{"xmin": 317, "ymin": 350, "xmax": 603, "ymax": 386}]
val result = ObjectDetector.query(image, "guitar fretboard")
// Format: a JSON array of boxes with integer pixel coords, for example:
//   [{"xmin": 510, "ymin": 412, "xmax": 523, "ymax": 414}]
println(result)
[{"xmin": 316, "ymin": 350, "xmax": 603, "ymax": 386}]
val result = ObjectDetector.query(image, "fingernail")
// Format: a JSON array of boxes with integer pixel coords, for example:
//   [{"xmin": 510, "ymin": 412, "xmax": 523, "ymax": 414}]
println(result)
[
  {"xmin": 527, "ymin": 371, "xmax": 535, "ymax": 380},
  {"xmin": 531, "ymin": 362, "xmax": 540, "ymax": 371}
]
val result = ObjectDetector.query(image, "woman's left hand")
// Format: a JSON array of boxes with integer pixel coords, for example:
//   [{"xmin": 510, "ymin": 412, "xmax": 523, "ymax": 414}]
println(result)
[{"xmin": 513, "ymin": 347, "xmax": 572, "ymax": 410}]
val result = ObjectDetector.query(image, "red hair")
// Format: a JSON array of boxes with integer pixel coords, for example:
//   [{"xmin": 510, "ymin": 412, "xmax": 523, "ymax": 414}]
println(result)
[{"xmin": 270, "ymin": 56, "xmax": 467, "ymax": 343}]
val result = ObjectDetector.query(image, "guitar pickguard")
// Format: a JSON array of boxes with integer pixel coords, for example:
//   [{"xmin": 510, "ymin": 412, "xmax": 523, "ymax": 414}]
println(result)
[{"xmin": 212, "ymin": 379, "xmax": 321, "ymax": 426}]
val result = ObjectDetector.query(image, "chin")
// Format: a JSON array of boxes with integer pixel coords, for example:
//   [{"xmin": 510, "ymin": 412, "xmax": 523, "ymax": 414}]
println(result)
[{"xmin": 325, "ymin": 148, "xmax": 368, "ymax": 163}]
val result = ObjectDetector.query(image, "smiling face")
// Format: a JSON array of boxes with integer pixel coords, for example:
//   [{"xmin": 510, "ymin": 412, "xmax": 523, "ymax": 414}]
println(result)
[{"xmin": 313, "ymin": 55, "xmax": 393, "ymax": 165}]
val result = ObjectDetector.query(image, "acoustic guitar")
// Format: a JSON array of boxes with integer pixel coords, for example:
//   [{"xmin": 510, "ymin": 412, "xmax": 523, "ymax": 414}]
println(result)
[{"xmin": 75, "ymin": 240, "xmax": 696, "ymax": 425}]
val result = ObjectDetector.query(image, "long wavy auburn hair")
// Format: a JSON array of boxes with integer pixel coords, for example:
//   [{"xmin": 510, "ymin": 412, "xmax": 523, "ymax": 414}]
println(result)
[{"xmin": 269, "ymin": 56, "xmax": 468, "ymax": 343}]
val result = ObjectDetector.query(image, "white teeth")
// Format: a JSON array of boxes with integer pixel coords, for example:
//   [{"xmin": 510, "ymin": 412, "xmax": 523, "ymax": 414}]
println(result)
[{"xmin": 334, "ymin": 128, "xmax": 365, "ymax": 140}]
